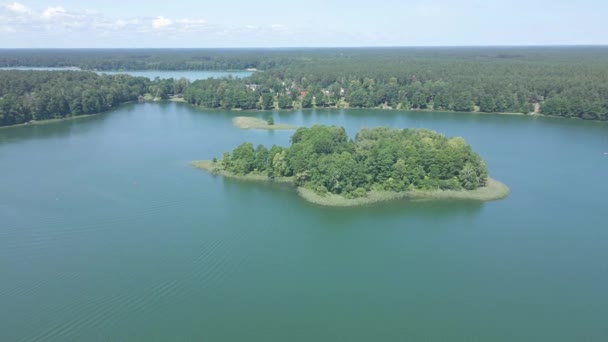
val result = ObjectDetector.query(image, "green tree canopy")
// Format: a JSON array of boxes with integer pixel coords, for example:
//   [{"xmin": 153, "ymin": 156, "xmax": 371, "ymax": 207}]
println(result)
[{"xmin": 216, "ymin": 125, "xmax": 489, "ymax": 198}]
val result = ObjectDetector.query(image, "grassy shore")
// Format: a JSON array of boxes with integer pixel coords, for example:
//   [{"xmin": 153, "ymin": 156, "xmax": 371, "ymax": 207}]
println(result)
[
  {"xmin": 143, "ymin": 93, "xmax": 155, "ymax": 101},
  {"xmin": 169, "ymin": 96, "xmax": 187, "ymax": 103},
  {"xmin": 0, "ymin": 114, "xmax": 95, "ymax": 129},
  {"xmin": 297, "ymin": 178, "xmax": 509, "ymax": 207},
  {"xmin": 232, "ymin": 116, "xmax": 297, "ymax": 130},
  {"xmin": 192, "ymin": 160, "xmax": 510, "ymax": 207},
  {"xmin": 191, "ymin": 160, "xmax": 294, "ymax": 184}
]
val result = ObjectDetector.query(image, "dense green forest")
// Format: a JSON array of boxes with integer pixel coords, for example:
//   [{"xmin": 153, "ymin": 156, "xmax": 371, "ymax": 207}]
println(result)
[
  {"xmin": 181, "ymin": 47, "xmax": 608, "ymax": 120},
  {"xmin": 0, "ymin": 49, "xmax": 285, "ymax": 71},
  {"xmin": 0, "ymin": 70, "xmax": 185, "ymax": 126},
  {"xmin": 0, "ymin": 71, "xmax": 144, "ymax": 125},
  {"xmin": 215, "ymin": 125, "xmax": 488, "ymax": 198},
  {"xmin": 2, "ymin": 47, "xmax": 608, "ymax": 126}
]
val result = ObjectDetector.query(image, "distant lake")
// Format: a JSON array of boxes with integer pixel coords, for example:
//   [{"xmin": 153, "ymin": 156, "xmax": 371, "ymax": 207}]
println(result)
[
  {"xmin": 1, "ymin": 104, "xmax": 608, "ymax": 341},
  {"xmin": 96, "ymin": 70, "xmax": 253, "ymax": 80},
  {"xmin": 0, "ymin": 67, "xmax": 253, "ymax": 80},
  {"xmin": 0, "ymin": 67, "xmax": 82, "ymax": 71}
]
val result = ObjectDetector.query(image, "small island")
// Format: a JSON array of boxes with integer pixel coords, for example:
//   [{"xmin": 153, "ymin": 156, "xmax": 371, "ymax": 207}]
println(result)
[
  {"xmin": 193, "ymin": 125, "xmax": 509, "ymax": 207},
  {"xmin": 232, "ymin": 116, "xmax": 297, "ymax": 130}
]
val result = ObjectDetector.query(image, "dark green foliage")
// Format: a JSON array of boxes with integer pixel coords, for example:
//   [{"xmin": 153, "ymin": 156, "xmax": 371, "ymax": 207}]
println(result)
[
  {"xmin": 346, "ymin": 88, "xmax": 369, "ymax": 108},
  {"xmin": 0, "ymin": 70, "xmax": 175, "ymax": 126},
  {"xmin": 254, "ymin": 145, "xmax": 269, "ymax": 172},
  {"xmin": 177, "ymin": 47, "xmax": 608, "ymax": 120},
  {"xmin": 227, "ymin": 143, "xmax": 256, "ymax": 174},
  {"xmin": 479, "ymin": 95, "xmax": 497, "ymax": 112},
  {"xmin": 260, "ymin": 93, "xmax": 274, "ymax": 110},
  {"xmin": 3, "ymin": 47, "xmax": 608, "ymax": 125},
  {"xmin": 301, "ymin": 92, "xmax": 313, "ymax": 108},
  {"xmin": 218, "ymin": 125, "xmax": 489, "ymax": 197},
  {"xmin": 0, "ymin": 49, "xmax": 285, "ymax": 71},
  {"xmin": 277, "ymin": 95, "xmax": 293, "ymax": 109},
  {"xmin": 312, "ymin": 89, "xmax": 326, "ymax": 107}
]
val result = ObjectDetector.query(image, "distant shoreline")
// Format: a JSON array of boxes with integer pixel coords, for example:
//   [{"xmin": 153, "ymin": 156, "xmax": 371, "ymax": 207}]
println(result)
[
  {"xmin": 191, "ymin": 160, "xmax": 510, "ymax": 207},
  {"xmin": 0, "ymin": 102, "xmax": 137, "ymax": 130},
  {"xmin": 185, "ymin": 102, "xmax": 608, "ymax": 124},
  {"xmin": 2, "ymin": 99, "xmax": 604, "ymax": 130},
  {"xmin": 183, "ymin": 102, "xmax": 608, "ymax": 123}
]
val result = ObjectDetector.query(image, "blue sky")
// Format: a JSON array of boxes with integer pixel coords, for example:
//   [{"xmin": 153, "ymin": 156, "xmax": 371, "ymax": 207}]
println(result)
[{"xmin": 1, "ymin": 0, "xmax": 606, "ymax": 47}]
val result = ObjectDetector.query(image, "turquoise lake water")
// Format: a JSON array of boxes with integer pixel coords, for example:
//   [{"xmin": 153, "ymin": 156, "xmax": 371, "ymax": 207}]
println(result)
[{"xmin": 1, "ymin": 103, "xmax": 608, "ymax": 341}]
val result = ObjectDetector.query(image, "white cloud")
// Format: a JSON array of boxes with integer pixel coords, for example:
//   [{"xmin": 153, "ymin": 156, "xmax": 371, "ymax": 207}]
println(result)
[
  {"xmin": 5, "ymin": 2, "xmax": 30, "ymax": 13},
  {"xmin": 152, "ymin": 16, "xmax": 172, "ymax": 29},
  {"xmin": 0, "ymin": 3, "xmax": 305, "ymax": 46},
  {"xmin": 175, "ymin": 18, "xmax": 207, "ymax": 31},
  {"xmin": 114, "ymin": 19, "xmax": 128, "ymax": 28},
  {"xmin": 176, "ymin": 18, "xmax": 206, "ymax": 25},
  {"xmin": 0, "ymin": 24, "xmax": 16, "ymax": 32},
  {"xmin": 0, "ymin": 3, "xmax": 299, "ymax": 42},
  {"xmin": 42, "ymin": 6, "xmax": 66, "ymax": 18}
]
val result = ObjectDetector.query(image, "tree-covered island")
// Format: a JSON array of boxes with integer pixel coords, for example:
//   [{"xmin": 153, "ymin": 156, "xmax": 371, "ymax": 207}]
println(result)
[{"xmin": 193, "ymin": 125, "xmax": 509, "ymax": 206}]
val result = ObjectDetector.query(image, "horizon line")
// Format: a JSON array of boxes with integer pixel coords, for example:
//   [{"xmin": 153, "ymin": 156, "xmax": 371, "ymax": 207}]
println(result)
[{"xmin": 1, "ymin": 44, "xmax": 608, "ymax": 50}]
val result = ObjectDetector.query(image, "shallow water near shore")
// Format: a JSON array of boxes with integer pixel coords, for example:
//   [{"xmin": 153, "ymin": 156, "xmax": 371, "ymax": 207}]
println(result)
[{"xmin": 1, "ymin": 102, "xmax": 608, "ymax": 341}]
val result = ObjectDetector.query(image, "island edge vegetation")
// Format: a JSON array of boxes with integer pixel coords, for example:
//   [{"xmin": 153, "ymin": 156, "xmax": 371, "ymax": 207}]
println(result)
[{"xmin": 192, "ymin": 125, "xmax": 509, "ymax": 207}]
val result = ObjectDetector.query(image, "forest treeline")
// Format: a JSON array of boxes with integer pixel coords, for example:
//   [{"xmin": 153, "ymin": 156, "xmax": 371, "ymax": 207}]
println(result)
[
  {"xmin": 216, "ymin": 125, "xmax": 489, "ymax": 198},
  {"xmin": 0, "ymin": 49, "xmax": 286, "ymax": 71},
  {"xmin": 0, "ymin": 70, "xmax": 186, "ymax": 126},
  {"xmin": 1, "ymin": 47, "xmax": 608, "ymax": 126},
  {"xmin": 0, "ymin": 71, "xmax": 144, "ymax": 126},
  {"xmin": 182, "ymin": 47, "xmax": 608, "ymax": 120}
]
